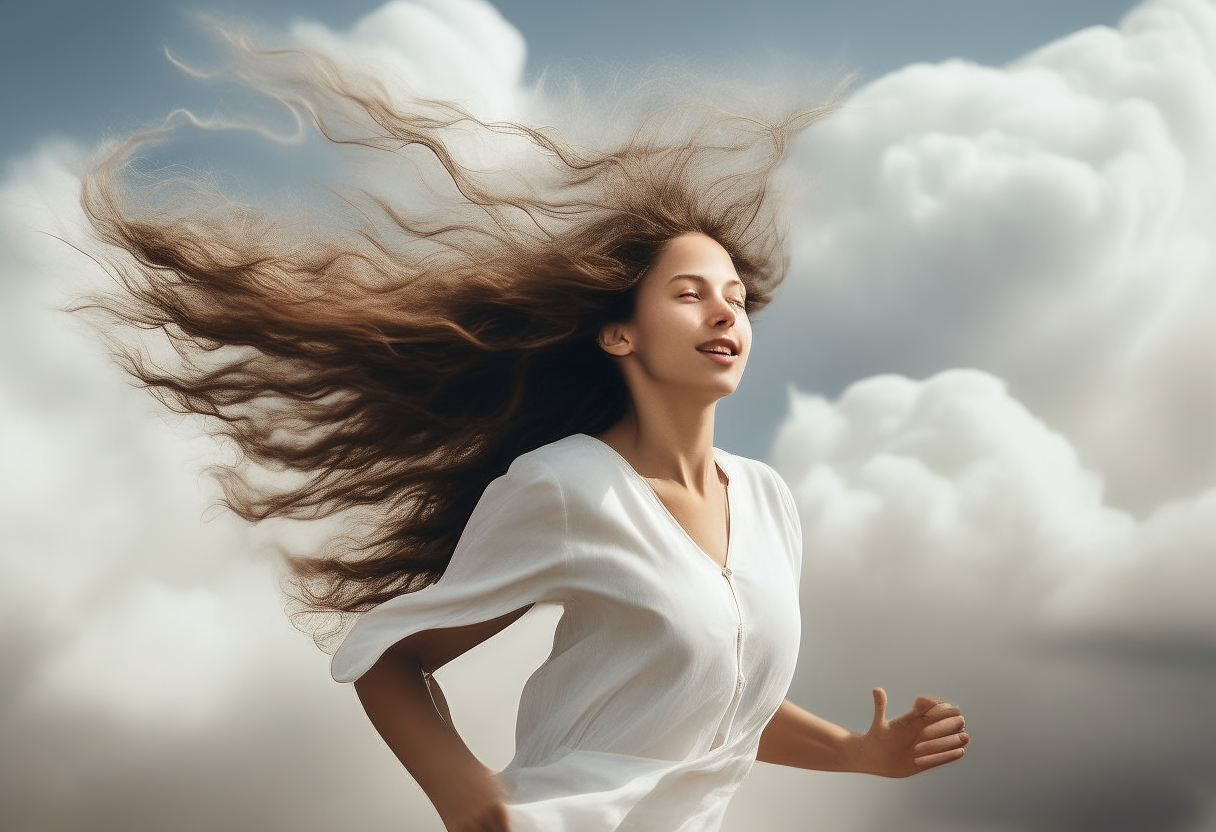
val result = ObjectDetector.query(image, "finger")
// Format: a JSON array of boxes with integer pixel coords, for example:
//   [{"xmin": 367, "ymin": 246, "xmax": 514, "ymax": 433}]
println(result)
[
  {"xmin": 912, "ymin": 695, "xmax": 942, "ymax": 715},
  {"xmin": 917, "ymin": 715, "xmax": 966, "ymax": 740},
  {"xmin": 913, "ymin": 731, "xmax": 969, "ymax": 757},
  {"xmin": 919, "ymin": 701, "xmax": 960, "ymax": 722},
  {"xmin": 870, "ymin": 687, "xmax": 888, "ymax": 733},
  {"xmin": 913, "ymin": 747, "xmax": 966, "ymax": 769}
]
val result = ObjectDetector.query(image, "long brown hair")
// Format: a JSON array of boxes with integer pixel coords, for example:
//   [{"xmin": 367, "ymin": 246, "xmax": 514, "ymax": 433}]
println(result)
[{"xmin": 79, "ymin": 28, "xmax": 837, "ymax": 641}]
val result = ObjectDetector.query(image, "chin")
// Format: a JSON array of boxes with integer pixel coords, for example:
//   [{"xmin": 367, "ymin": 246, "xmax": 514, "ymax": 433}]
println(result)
[
  {"xmin": 661, "ymin": 363, "xmax": 746, "ymax": 401},
  {"xmin": 704, "ymin": 375, "xmax": 744, "ymax": 401}
]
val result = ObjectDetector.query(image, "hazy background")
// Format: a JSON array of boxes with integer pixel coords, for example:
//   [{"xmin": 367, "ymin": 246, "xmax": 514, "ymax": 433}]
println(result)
[{"xmin": 3, "ymin": 1, "xmax": 1215, "ymax": 830}]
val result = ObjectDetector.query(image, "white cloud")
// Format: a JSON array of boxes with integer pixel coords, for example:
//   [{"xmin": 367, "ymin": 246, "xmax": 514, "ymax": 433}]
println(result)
[
  {"xmin": 754, "ymin": 8, "xmax": 1216, "ymax": 824},
  {"xmin": 774, "ymin": 371, "xmax": 1124, "ymax": 612},
  {"xmin": 773, "ymin": 368, "xmax": 1216, "ymax": 640},
  {"xmin": 770, "ymin": 0, "xmax": 1216, "ymax": 513},
  {"xmin": 0, "ymin": 138, "xmax": 549, "ymax": 832},
  {"xmin": 290, "ymin": 0, "xmax": 527, "ymax": 121},
  {"xmin": 767, "ymin": 369, "xmax": 1216, "ymax": 831},
  {"xmin": 28, "ymin": 577, "xmax": 255, "ymax": 729}
]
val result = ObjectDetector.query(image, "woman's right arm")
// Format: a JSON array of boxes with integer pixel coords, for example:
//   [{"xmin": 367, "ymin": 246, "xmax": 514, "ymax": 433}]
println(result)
[{"xmin": 353, "ymin": 604, "xmax": 533, "ymax": 832}]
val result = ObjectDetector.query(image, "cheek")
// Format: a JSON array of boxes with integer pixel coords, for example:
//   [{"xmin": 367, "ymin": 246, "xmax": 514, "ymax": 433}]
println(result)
[{"xmin": 634, "ymin": 303, "xmax": 698, "ymax": 347}]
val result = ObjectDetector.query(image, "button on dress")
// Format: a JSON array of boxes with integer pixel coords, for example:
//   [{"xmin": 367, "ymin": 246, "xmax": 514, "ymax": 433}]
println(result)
[{"xmin": 332, "ymin": 433, "xmax": 804, "ymax": 832}]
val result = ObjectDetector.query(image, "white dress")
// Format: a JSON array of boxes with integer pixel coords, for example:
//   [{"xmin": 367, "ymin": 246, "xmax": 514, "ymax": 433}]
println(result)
[{"xmin": 331, "ymin": 433, "xmax": 804, "ymax": 832}]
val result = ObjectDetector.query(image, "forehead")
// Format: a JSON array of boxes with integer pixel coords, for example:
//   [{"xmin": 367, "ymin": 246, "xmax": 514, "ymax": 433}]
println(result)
[{"xmin": 646, "ymin": 233, "xmax": 740, "ymax": 286}]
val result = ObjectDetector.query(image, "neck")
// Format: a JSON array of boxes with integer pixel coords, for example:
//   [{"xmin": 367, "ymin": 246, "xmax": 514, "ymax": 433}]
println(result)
[{"xmin": 596, "ymin": 389, "xmax": 721, "ymax": 493}]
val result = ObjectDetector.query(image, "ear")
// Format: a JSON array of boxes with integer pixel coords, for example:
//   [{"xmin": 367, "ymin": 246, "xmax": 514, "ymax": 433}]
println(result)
[{"xmin": 597, "ymin": 321, "xmax": 634, "ymax": 357}]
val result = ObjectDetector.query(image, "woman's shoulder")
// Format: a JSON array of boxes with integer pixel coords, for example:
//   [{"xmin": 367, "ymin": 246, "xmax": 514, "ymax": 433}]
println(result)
[
  {"xmin": 508, "ymin": 433, "xmax": 621, "ymax": 483},
  {"xmin": 506, "ymin": 436, "xmax": 798, "ymax": 519},
  {"xmin": 513, "ymin": 437, "xmax": 793, "ymax": 498}
]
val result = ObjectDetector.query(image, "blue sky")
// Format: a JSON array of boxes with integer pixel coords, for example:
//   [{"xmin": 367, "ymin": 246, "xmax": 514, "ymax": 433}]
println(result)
[{"xmin": 2, "ymin": 0, "xmax": 1139, "ymax": 158}]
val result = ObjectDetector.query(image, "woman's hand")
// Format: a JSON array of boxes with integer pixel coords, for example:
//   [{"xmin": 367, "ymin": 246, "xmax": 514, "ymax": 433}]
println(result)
[
  {"xmin": 431, "ymin": 764, "xmax": 513, "ymax": 832},
  {"xmin": 853, "ymin": 687, "xmax": 969, "ymax": 778}
]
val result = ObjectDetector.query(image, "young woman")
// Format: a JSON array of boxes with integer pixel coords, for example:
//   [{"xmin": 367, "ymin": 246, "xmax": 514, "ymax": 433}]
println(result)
[{"xmin": 82, "ymin": 33, "xmax": 968, "ymax": 832}]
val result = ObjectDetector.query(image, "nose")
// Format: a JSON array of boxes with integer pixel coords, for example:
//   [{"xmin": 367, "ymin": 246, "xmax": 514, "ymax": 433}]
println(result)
[{"xmin": 709, "ymin": 293, "xmax": 736, "ymax": 328}]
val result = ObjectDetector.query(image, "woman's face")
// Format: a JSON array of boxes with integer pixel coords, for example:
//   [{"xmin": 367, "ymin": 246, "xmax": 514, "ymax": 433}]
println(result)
[{"xmin": 599, "ymin": 232, "xmax": 751, "ymax": 403}]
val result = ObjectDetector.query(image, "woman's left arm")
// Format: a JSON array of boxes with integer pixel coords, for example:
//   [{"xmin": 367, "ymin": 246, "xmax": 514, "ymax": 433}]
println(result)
[{"xmin": 756, "ymin": 688, "xmax": 969, "ymax": 777}]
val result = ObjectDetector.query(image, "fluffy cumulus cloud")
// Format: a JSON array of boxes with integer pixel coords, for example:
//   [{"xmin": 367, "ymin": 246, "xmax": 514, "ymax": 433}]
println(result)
[
  {"xmin": 3, "ymin": 0, "xmax": 1216, "ymax": 831},
  {"xmin": 752, "ymin": 2, "xmax": 1216, "ymax": 827},
  {"xmin": 761, "ymin": 370, "xmax": 1216, "ymax": 832},
  {"xmin": 290, "ymin": 0, "xmax": 527, "ymax": 120},
  {"xmin": 772, "ymin": 369, "xmax": 1216, "ymax": 644},
  {"xmin": 763, "ymin": 0, "xmax": 1216, "ymax": 514}
]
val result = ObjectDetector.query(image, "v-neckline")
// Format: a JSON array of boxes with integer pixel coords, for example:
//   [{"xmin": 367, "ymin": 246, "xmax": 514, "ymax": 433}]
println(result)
[{"xmin": 580, "ymin": 433, "xmax": 735, "ymax": 572}]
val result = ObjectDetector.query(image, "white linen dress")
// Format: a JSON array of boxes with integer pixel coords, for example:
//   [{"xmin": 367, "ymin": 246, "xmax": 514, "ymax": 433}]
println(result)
[{"xmin": 332, "ymin": 433, "xmax": 804, "ymax": 832}]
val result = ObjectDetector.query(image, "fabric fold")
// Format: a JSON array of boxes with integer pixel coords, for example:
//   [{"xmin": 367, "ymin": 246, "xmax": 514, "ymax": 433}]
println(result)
[
  {"xmin": 331, "ymin": 454, "xmax": 570, "ymax": 683},
  {"xmin": 329, "ymin": 433, "xmax": 804, "ymax": 831}
]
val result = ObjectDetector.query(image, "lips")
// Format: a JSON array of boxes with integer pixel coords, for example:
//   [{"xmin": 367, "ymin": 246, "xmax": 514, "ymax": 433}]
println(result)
[{"xmin": 696, "ymin": 337, "xmax": 739, "ymax": 357}]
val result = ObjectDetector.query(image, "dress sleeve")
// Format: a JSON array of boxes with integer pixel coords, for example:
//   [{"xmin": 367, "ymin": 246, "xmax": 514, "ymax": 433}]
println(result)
[
  {"xmin": 770, "ymin": 466, "xmax": 804, "ymax": 586},
  {"xmin": 330, "ymin": 454, "xmax": 570, "ymax": 683}
]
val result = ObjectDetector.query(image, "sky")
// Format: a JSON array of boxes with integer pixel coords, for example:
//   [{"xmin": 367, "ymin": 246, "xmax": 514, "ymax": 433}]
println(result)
[{"xmin": 3, "ymin": 1, "xmax": 1216, "ymax": 831}]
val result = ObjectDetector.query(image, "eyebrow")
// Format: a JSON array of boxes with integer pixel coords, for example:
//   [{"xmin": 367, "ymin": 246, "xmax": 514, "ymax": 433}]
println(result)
[{"xmin": 668, "ymin": 273, "xmax": 746, "ymax": 293}]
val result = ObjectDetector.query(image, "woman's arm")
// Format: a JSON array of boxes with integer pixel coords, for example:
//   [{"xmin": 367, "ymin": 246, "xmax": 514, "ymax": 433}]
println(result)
[
  {"xmin": 353, "ymin": 605, "xmax": 533, "ymax": 832},
  {"xmin": 756, "ymin": 688, "xmax": 969, "ymax": 778}
]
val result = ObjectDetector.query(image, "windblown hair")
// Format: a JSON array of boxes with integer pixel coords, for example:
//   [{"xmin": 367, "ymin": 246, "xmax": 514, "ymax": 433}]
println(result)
[{"xmin": 80, "ymin": 28, "xmax": 836, "ymax": 640}]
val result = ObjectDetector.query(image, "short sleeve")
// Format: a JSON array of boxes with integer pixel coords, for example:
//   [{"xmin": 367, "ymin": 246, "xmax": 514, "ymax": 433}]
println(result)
[{"xmin": 330, "ymin": 454, "xmax": 570, "ymax": 683}]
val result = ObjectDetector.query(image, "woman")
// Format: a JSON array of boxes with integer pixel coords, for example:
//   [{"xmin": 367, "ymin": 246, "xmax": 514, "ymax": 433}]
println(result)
[{"xmin": 81, "ymin": 32, "xmax": 968, "ymax": 832}]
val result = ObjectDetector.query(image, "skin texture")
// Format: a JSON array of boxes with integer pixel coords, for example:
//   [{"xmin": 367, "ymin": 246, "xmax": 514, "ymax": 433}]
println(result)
[
  {"xmin": 595, "ymin": 232, "xmax": 751, "ymax": 566},
  {"xmin": 354, "ymin": 233, "xmax": 968, "ymax": 832},
  {"xmin": 356, "ymin": 606, "xmax": 533, "ymax": 832}
]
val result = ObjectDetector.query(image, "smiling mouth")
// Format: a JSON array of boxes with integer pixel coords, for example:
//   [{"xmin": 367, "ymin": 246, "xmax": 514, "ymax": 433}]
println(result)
[{"xmin": 698, "ymin": 346, "xmax": 737, "ymax": 356}]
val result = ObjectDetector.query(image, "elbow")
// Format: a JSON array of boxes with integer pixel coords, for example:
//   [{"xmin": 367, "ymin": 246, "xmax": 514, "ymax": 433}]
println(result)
[{"xmin": 354, "ymin": 645, "xmax": 425, "ymax": 697}]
